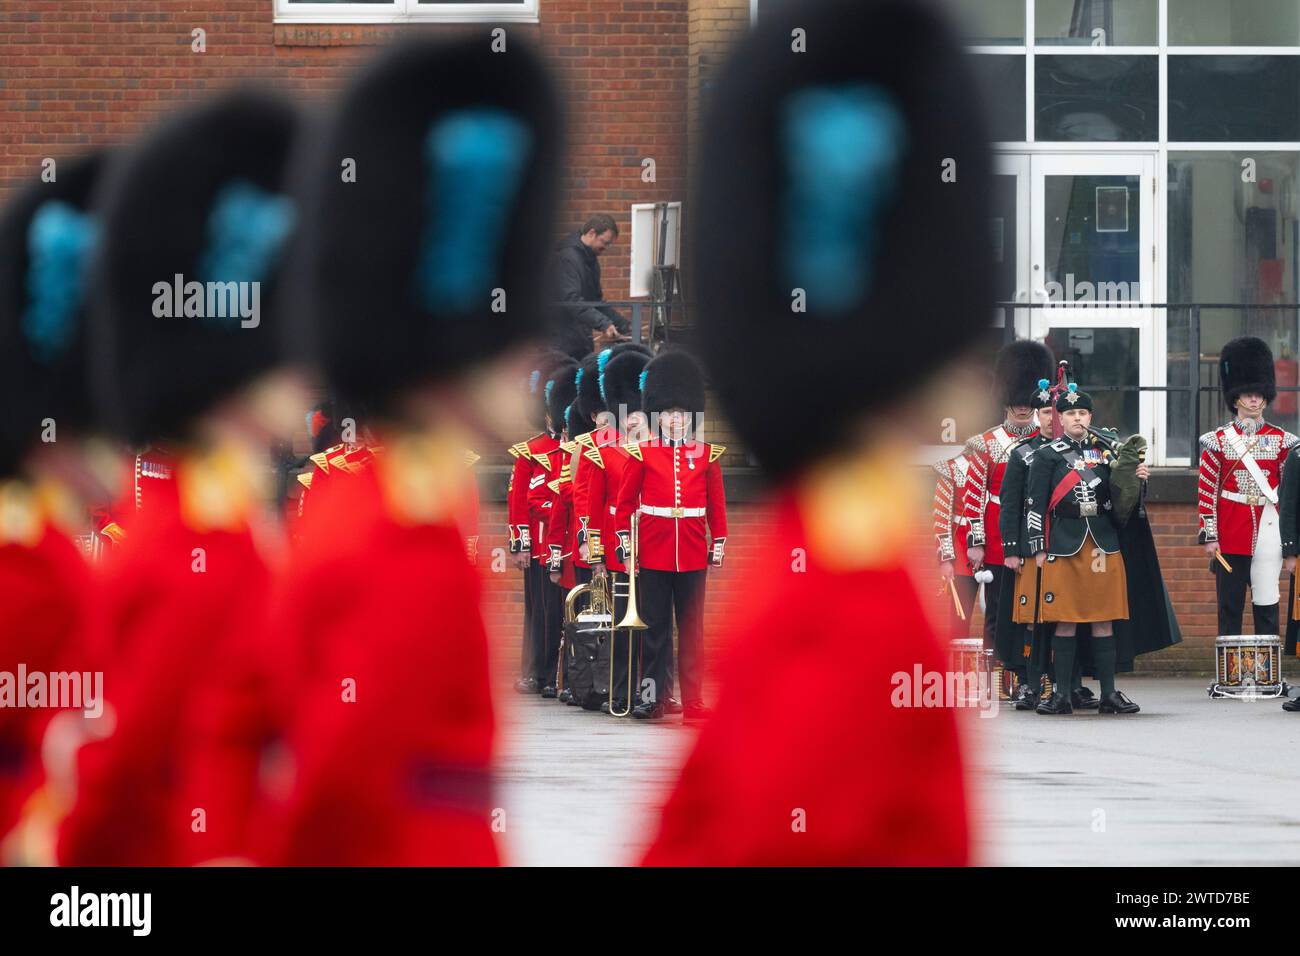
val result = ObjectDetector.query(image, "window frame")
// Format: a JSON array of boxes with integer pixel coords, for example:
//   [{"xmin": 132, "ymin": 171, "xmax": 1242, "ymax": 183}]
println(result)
[{"xmin": 274, "ymin": 0, "xmax": 539, "ymax": 25}]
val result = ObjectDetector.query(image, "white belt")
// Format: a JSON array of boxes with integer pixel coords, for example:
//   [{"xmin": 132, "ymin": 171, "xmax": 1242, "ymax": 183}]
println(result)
[
  {"xmin": 1222, "ymin": 489, "xmax": 1268, "ymax": 507},
  {"xmin": 640, "ymin": 504, "xmax": 706, "ymax": 518}
]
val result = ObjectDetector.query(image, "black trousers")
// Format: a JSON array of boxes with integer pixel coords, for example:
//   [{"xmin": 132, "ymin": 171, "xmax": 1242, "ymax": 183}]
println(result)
[
  {"xmin": 981, "ymin": 564, "xmax": 1005, "ymax": 652},
  {"xmin": 949, "ymin": 574, "xmax": 978, "ymax": 642},
  {"xmin": 520, "ymin": 558, "xmax": 536, "ymax": 680},
  {"xmin": 638, "ymin": 568, "xmax": 707, "ymax": 707},
  {"xmin": 528, "ymin": 561, "xmax": 563, "ymax": 687},
  {"xmin": 1215, "ymin": 553, "xmax": 1280, "ymax": 636}
]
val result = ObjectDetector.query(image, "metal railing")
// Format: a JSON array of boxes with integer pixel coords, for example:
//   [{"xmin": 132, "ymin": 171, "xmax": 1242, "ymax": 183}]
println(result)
[
  {"xmin": 998, "ymin": 301, "xmax": 1300, "ymax": 461},
  {"xmin": 557, "ymin": 298, "xmax": 690, "ymax": 345}
]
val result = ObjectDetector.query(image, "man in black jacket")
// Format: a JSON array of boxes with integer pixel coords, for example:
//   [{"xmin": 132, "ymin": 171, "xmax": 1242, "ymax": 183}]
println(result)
[{"xmin": 553, "ymin": 213, "xmax": 630, "ymax": 347}]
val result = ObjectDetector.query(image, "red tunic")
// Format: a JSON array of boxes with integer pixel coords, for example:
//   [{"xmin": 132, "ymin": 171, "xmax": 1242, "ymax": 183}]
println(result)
[
  {"xmin": 612, "ymin": 439, "xmax": 727, "ymax": 573},
  {"xmin": 641, "ymin": 488, "xmax": 969, "ymax": 866},
  {"xmin": 932, "ymin": 454, "xmax": 974, "ymax": 574},
  {"xmin": 57, "ymin": 453, "xmax": 272, "ymax": 866},
  {"xmin": 1197, "ymin": 420, "xmax": 1298, "ymax": 554},
  {"xmin": 575, "ymin": 426, "xmax": 631, "ymax": 572},
  {"xmin": 961, "ymin": 424, "xmax": 1038, "ymax": 566},
  {"xmin": 260, "ymin": 447, "xmax": 499, "ymax": 866},
  {"xmin": 525, "ymin": 434, "xmax": 563, "ymax": 566},
  {"xmin": 0, "ymin": 490, "xmax": 92, "ymax": 844}
]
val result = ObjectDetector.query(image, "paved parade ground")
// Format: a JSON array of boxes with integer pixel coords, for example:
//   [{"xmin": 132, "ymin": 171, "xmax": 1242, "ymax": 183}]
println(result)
[{"xmin": 498, "ymin": 679, "xmax": 1300, "ymax": 866}]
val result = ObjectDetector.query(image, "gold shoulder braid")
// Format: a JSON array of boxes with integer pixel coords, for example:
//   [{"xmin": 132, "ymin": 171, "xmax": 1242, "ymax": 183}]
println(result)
[
  {"xmin": 0, "ymin": 481, "xmax": 43, "ymax": 547},
  {"xmin": 795, "ymin": 442, "xmax": 920, "ymax": 572},
  {"xmin": 378, "ymin": 429, "xmax": 471, "ymax": 526},
  {"xmin": 177, "ymin": 443, "xmax": 261, "ymax": 533}
]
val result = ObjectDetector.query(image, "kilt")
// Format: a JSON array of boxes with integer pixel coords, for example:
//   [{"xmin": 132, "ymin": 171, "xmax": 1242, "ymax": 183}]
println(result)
[
  {"xmin": 1012, "ymin": 564, "xmax": 1036, "ymax": 624},
  {"xmin": 1033, "ymin": 531, "xmax": 1129, "ymax": 624}
]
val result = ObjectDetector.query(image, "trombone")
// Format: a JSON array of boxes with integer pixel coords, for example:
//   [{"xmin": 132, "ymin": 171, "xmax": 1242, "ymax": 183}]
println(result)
[{"xmin": 611, "ymin": 512, "xmax": 649, "ymax": 716}]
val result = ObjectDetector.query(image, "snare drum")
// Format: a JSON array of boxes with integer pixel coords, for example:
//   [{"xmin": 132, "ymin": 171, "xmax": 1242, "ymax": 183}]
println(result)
[
  {"xmin": 1209, "ymin": 635, "xmax": 1285, "ymax": 699},
  {"xmin": 948, "ymin": 638, "xmax": 993, "ymax": 707}
]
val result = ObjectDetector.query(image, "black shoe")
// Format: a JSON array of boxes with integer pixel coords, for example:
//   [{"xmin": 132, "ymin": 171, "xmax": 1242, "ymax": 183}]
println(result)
[
  {"xmin": 1098, "ymin": 691, "xmax": 1140, "ymax": 714},
  {"xmin": 601, "ymin": 699, "xmax": 629, "ymax": 715},
  {"xmin": 1035, "ymin": 692, "xmax": 1073, "ymax": 715},
  {"xmin": 514, "ymin": 677, "xmax": 537, "ymax": 694},
  {"xmin": 632, "ymin": 701, "xmax": 665, "ymax": 720},
  {"xmin": 664, "ymin": 697, "xmax": 683, "ymax": 715},
  {"xmin": 540, "ymin": 684, "xmax": 557, "ymax": 699},
  {"xmin": 683, "ymin": 702, "xmax": 712, "ymax": 721},
  {"xmin": 1012, "ymin": 684, "xmax": 1039, "ymax": 711},
  {"xmin": 1070, "ymin": 689, "xmax": 1101, "ymax": 710},
  {"xmin": 558, "ymin": 688, "xmax": 573, "ymax": 705},
  {"xmin": 1283, "ymin": 695, "xmax": 1300, "ymax": 712},
  {"xmin": 1075, "ymin": 686, "xmax": 1097, "ymax": 702}
]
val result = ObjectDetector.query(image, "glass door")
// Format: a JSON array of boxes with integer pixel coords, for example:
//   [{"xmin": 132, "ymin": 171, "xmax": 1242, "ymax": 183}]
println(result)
[{"xmin": 1029, "ymin": 152, "xmax": 1156, "ymax": 446}]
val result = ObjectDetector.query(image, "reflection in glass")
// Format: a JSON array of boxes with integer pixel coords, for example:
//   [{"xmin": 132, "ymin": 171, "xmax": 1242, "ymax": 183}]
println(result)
[
  {"xmin": 1035, "ymin": 0, "xmax": 1157, "ymax": 46},
  {"xmin": 942, "ymin": 0, "xmax": 1025, "ymax": 45},
  {"xmin": 1169, "ymin": 57, "xmax": 1300, "ymax": 142},
  {"xmin": 972, "ymin": 55, "xmax": 1027, "ymax": 142},
  {"xmin": 1035, "ymin": 55, "xmax": 1158, "ymax": 141},
  {"xmin": 1168, "ymin": 0, "xmax": 1300, "ymax": 46},
  {"xmin": 1043, "ymin": 175, "xmax": 1142, "ymax": 303},
  {"xmin": 991, "ymin": 175, "xmax": 1019, "ymax": 303}
]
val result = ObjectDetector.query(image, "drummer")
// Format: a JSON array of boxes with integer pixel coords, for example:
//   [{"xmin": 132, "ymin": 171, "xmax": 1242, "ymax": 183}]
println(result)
[{"xmin": 1025, "ymin": 384, "xmax": 1149, "ymax": 715}]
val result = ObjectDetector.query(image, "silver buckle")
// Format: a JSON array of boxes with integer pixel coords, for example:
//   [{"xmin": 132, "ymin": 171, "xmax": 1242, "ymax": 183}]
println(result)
[{"xmin": 1079, "ymin": 502, "xmax": 1098, "ymax": 517}]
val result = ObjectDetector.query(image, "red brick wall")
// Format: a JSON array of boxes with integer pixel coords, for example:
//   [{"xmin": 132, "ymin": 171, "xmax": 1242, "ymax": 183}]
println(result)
[{"xmin": 0, "ymin": 0, "xmax": 689, "ymax": 297}]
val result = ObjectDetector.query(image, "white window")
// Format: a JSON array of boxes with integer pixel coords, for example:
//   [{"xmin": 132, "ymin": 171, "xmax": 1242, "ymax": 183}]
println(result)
[{"xmin": 274, "ymin": 0, "xmax": 538, "ymax": 25}]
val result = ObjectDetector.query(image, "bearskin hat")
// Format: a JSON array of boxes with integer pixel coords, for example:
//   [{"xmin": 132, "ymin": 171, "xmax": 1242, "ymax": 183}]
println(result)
[
  {"xmin": 0, "ymin": 151, "xmax": 106, "ymax": 476},
  {"xmin": 525, "ymin": 347, "xmax": 573, "ymax": 432},
  {"xmin": 600, "ymin": 348, "xmax": 651, "ymax": 422},
  {"xmin": 1220, "ymin": 336, "xmax": 1276, "ymax": 409},
  {"xmin": 87, "ymin": 93, "xmax": 299, "ymax": 446},
  {"xmin": 580, "ymin": 343, "xmax": 650, "ymax": 421},
  {"xmin": 693, "ymin": 0, "xmax": 992, "ymax": 479},
  {"xmin": 545, "ymin": 360, "xmax": 579, "ymax": 434},
  {"xmin": 641, "ymin": 348, "xmax": 706, "ymax": 416},
  {"xmin": 995, "ymin": 340, "xmax": 1054, "ymax": 410},
  {"xmin": 565, "ymin": 396, "xmax": 590, "ymax": 441},
  {"xmin": 287, "ymin": 35, "xmax": 563, "ymax": 416}
]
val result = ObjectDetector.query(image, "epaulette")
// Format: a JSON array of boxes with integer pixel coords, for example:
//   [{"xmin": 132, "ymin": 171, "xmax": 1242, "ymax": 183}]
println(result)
[
  {"xmin": 560, "ymin": 440, "xmax": 577, "ymax": 455},
  {"xmin": 100, "ymin": 522, "xmax": 127, "ymax": 544},
  {"xmin": 508, "ymin": 441, "xmax": 533, "ymax": 460},
  {"xmin": 533, "ymin": 450, "xmax": 552, "ymax": 472},
  {"xmin": 708, "ymin": 444, "xmax": 726, "ymax": 464},
  {"xmin": 931, "ymin": 458, "xmax": 952, "ymax": 479},
  {"xmin": 464, "ymin": 450, "xmax": 481, "ymax": 468},
  {"xmin": 296, "ymin": 472, "xmax": 313, "ymax": 489},
  {"xmin": 624, "ymin": 441, "xmax": 643, "ymax": 461},
  {"xmin": 1284, "ymin": 431, "xmax": 1300, "ymax": 451},
  {"xmin": 584, "ymin": 445, "xmax": 605, "ymax": 469},
  {"xmin": 962, "ymin": 434, "xmax": 987, "ymax": 457},
  {"xmin": 547, "ymin": 477, "xmax": 563, "ymax": 494},
  {"xmin": 576, "ymin": 432, "xmax": 597, "ymax": 450},
  {"xmin": 329, "ymin": 452, "xmax": 351, "ymax": 473},
  {"xmin": 1198, "ymin": 429, "xmax": 1221, "ymax": 454},
  {"xmin": 309, "ymin": 451, "xmax": 331, "ymax": 473}
]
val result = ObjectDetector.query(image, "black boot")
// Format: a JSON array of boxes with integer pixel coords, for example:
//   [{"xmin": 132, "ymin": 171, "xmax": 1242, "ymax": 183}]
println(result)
[
  {"xmin": 1013, "ymin": 683, "xmax": 1039, "ymax": 711},
  {"xmin": 1035, "ymin": 691, "xmax": 1073, "ymax": 715},
  {"xmin": 514, "ymin": 677, "xmax": 537, "ymax": 694},
  {"xmin": 631, "ymin": 701, "xmax": 665, "ymax": 720},
  {"xmin": 1099, "ymin": 691, "xmax": 1140, "ymax": 714},
  {"xmin": 1070, "ymin": 688, "xmax": 1100, "ymax": 710},
  {"xmin": 1282, "ymin": 695, "xmax": 1300, "ymax": 712},
  {"xmin": 557, "ymin": 687, "xmax": 573, "ymax": 705},
  {"xmin": 540, "ymin": 684, "xmax": 557, "ymax": 699}
]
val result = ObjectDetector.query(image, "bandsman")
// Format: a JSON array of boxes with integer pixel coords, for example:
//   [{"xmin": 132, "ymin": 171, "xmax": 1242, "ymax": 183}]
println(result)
[
  {"xmin": 642, "ymin": 0, "xmax": 990, "ymax": 863},
  {"xmin": 613, "ymin": 349, "xmax": 727, "ymax": 721},
  {"xmin": 57, "ymin": 93, "xmax": 307, "ymax": 865},
  {"xmin": 1198, "ymin": 336, "xmax": 1296, "ymax": 643},
  {"xmin": 258, "ymin": 35, "xmax": 561, "ymax": 864},
  {"xmin": 1025, "ymin": 384, "xmax": 1168, "ymax": 715}
]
